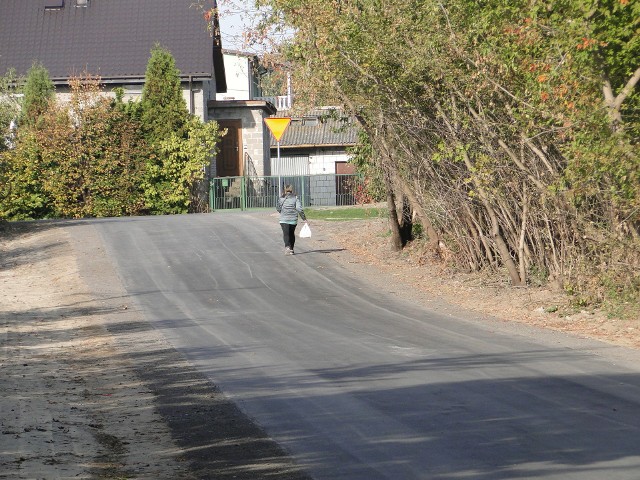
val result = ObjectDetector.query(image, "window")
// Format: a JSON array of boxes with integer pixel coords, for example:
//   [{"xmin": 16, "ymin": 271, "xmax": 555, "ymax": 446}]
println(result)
[
  {"xmin": 44, "ymin": 0, "xmax": 64, "ymax": 9},
  {"xmin": 302, "ymin": 116, "xmax": 318, "ymax": 127}
]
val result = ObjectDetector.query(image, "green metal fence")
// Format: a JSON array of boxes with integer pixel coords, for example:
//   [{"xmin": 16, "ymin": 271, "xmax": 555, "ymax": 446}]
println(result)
[{"xmin": 209, "ymin": 174, "xmax": 364, "ymax": 211}]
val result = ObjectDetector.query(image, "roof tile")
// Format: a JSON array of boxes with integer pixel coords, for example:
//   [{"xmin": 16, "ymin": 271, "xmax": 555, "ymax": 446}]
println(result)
[
  {"xmin": 0, "ymin": 0, "xmax": 216, "ymax": 81},
  {"xmin": 272, "ymin": 111, "xmax": 359, "ymax": 148}
]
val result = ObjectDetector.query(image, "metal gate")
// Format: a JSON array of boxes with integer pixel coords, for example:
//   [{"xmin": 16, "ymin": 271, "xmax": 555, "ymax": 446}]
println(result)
[{"xmin": 209, "ymin": 174, "xmax": 363, "ymax": 211}]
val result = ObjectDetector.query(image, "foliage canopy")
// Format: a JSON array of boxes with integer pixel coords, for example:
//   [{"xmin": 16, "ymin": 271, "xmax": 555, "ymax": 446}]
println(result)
[
  {"xmin": 140, "ymin": 45, "xmax": 190, "ymax": 144},
  {"xmin": 257, "ymin": 0, "xmax": 640, "ymax": 310},
  {"xmin": 20, "ymin": 63, "xmax": 55, "ymax": 127},
  {"xmin": 0, "ymin": 48, "xmax": 221, "ymax": 220}
]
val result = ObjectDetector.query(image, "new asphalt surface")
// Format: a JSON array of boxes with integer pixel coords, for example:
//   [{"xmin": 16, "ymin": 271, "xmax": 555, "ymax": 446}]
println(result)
[{"xmin": 83, "ymin": 212, "xmax": 640, "ymax": 479}]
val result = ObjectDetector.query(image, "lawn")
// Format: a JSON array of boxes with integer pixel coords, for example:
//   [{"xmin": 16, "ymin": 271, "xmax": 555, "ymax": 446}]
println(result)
[{"xmin": 305, "ymin": 206, "xmax": 386, "ymax": 221}]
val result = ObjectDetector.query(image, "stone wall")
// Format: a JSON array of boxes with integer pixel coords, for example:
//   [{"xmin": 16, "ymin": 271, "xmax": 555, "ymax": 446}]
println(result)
[
  {"xmin": 308, "ymin": 175, "xmax": 337, "ymax": 207},
  {"xmin": 207, "ymin": 100, "xmax": 276, "ymax": 177}
]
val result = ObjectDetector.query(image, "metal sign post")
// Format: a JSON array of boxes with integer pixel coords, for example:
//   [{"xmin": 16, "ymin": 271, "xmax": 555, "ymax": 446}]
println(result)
[
  {"xmin": 264, "ymin": 117, "xmax": 291, "ymax": 196},
  {"xmin": 276, "ymin": 139, "xmax": 282, "ymax": 195}
]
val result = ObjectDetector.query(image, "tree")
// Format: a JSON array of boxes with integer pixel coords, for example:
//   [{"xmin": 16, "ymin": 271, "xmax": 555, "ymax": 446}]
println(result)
[
  {"xmin": 37, "ymin": 75, "xmax": 148, "ymax": 217},
  {"xmin": 1, "ymin": 74, "xmax": 149, "ymax": 220},
  {"xmin": 2, "ymin": 48, "xmax": 220, "ymax": 220},
  {"xmin": 20, "ymin": 63, "xmax": 54, "ymax": 127},
  {"xmin": 0, "ymin": 65, "xmax": 54, "ymax": 220},
  {"xmin": 255, "ymin": 0, "xmax": 639, "ymax": 308},
  {"xmin": 140, "ymin": 45, "xmax": 190, "ymax": 144},
  {"xmin": 0, "ymin": 130, "xmax": 52, "ymax": 220},
  {"xmin": 143, "ymin": 117, "xmax": 222, "ymax": 214},
  {"xmin": 138, "ymin": 45, "xmax": 222, "ymax": 214}
]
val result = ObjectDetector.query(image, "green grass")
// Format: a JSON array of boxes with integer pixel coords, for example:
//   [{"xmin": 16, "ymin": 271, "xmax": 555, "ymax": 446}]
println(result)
[{"xmin": 305, "ymin": 206, "xmax": 387, "ymax": 221}]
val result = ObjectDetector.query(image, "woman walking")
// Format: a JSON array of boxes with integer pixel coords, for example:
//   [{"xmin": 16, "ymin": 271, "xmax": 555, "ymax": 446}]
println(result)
[{"xmin": 276, "ymin": 184, "xmax": 308, "ymax": 255}]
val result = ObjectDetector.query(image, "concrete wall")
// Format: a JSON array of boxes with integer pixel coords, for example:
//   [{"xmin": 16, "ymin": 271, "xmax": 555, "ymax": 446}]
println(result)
[
  {"xmin": 273, "ymin": 148, "xmax": 353, "ymax": 176},
  {"xmin": 308, "ymin": 174, "xmax": 337, "ymax": 206},
  {"xmin": 208, "ymin": 100, "xmax": 276, "ymax": 177},
  {"xmin": 308, "ymin": 149, "xmax": 352, "ymax": 175}
]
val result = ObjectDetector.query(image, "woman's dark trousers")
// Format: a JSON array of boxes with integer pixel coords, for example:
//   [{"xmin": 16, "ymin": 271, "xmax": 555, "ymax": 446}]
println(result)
[{"xmin": 280, "ymin": 223, "xmax": 296, "ymax": 250}]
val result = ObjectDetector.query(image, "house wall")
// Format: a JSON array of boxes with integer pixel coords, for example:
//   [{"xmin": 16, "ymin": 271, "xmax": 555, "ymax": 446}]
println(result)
[
  {"xmin": 308, "ymin": 149, "xmax": 352, "ymax": 175},
  {"xmin": 308, "ymin": 175, "xmax": 337, "ymax": 206},
  {"xmin": 268, "ymin": 148, "xmax": 355, "ymax": 206},
  {"xmin": 53, "ymin": 79, "xmax": 213, "ymax": 122},
  {"xmin": 216, "ymin": 53, "xmax": 261, "ymax": 102},
  {"xmin": 272, "ymin": 148, "xmax": 352, "ymax": 175},
  {"xmin": 208, "ymin": 102, "xmax": 275, "ymax": 177},
  {"xmin": 190, "ymin": 80, "xmax": 214, "ymax": 121},
  {"xmin": 217, "ymin": 55, "xmax": 251, "ymax": 101}
]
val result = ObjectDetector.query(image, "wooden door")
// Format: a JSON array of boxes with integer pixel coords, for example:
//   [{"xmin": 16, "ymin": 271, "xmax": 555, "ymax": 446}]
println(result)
[
  {"xmin": 216, "ymin": 120, "xmax": 242, "ymax": 177},
  {"xmin": 335, "ymin": 161, "xmax": 356, "ymax": 175}
]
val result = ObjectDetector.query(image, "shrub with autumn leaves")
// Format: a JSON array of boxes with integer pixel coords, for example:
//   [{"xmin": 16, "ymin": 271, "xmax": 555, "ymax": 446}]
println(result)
[
  {"xmin": 257, "ymin": 0, "xmax": 639, "ymax": 312},
  {"xmin": 0, "ymin": 48, "xmax": 221, "ymax": 219}
]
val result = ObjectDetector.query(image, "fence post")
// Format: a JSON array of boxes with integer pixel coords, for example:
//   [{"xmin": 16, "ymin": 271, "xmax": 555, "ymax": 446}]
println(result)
[
  {"xmin": 209, "ymin": 180, "xmax": 214, "ymax": 212},
  {"xmin": 241, "ymin": 176, "xmax": 246, "ymax": 211}
]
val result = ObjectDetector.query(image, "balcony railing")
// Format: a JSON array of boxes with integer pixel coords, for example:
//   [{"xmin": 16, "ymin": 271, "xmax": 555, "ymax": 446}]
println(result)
[{"xmin": 255, "ymin": 95, "xmax": 291, "ymax": 111}]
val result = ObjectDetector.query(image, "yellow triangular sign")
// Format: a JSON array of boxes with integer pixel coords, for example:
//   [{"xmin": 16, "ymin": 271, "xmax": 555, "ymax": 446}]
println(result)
[{"xmin": 264, "ymin": 117, "xmax": 291, "ymax": 142}]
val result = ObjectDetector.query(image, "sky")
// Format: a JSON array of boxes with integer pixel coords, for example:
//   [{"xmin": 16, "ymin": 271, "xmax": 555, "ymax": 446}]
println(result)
[
  {"xmin": 217, "ymin": 0, "xmax": 291, "ymax": 53},
  {"xmin": 217, "ymin": 1, "xmax": 262, "ymax": 52}
]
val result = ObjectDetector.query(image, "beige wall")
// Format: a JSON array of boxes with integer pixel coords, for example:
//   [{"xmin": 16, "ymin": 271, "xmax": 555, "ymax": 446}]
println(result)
[
  {"xmin": 53, "ymin": 79, "xmax": 213, "ymax": 122},
  {"xmin": 217, "ymin": 54, "xmax": 251, "ymax": 101}
]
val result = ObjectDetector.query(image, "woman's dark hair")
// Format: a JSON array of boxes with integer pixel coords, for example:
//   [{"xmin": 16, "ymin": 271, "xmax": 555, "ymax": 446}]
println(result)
[{"xmin": 284, "ymin": 184, "xmax": 294, "ymax": 194}]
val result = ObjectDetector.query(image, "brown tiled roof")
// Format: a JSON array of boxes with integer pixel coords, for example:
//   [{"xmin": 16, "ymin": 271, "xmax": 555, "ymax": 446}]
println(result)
[
  {"xmin": 0, "ymin": 0, "xmax": 222, "ymax": 84},
  {"xmin": 271, "ymin": 110, "xmax": 359, "ymax": 148}
]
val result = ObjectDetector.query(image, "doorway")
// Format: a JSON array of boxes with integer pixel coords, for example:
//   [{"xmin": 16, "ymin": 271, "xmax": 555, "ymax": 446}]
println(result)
[
  {"xmin": 216, "ymin": 120, "xmax": 243, "ymax": 177},
  {"xmin": 335, "ymin": 161, "xmax": 357, "ymax": 205}
]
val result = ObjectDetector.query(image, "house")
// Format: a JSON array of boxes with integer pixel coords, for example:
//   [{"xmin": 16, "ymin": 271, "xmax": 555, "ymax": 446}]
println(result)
[
  {"xmin": 270, "ymin": 108, "xmax": 358, "ymax": 177},
  {"xmin": 0, "ymin": 0, "xmax": 282, "ymax": 182},
  {"xmin": 208, "ymin": 50, "xmax": 276, "ymax": 178},
  {"xmin": 216, "ymin": 50, "xmax": 264, "ymax": 103},
  {"xmin": 269, "ymin": 108, "xmax": 360, "ymax": 206},
  {"xmin": 207, "ymin": 49, "xmax": 301, "ymax": 179},
  {"xmin": 0, "ymin": 2, "xmax": 358, "ymax": 199},
  {"xmin": 0, "ymin": 0, "xmax": 227, "ymax": 122},
  {"xmin": 209, "ymin": 51, "xmax": 360, "ymax": 183},
  {"xmin": 207, "ymin": 49, "xmax": 362, "ymax": 207},
  {"xmin": 216, "ymin": 49, "xmax": 292, "ymax": 111},
  {"xmin": 209, "ymin": 106, "xmax": 363, "ymax": 208}
]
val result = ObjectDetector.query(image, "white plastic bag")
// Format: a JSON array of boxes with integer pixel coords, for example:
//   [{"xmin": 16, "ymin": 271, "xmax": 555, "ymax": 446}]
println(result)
[{"xmin": 299, "ymin": 222, "xmax": 312, "ymax": 238}]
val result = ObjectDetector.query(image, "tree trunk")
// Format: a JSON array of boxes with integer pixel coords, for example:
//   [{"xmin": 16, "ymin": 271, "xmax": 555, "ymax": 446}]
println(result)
[
  {"xmin": 459, "ymin": 150, "xmax": 524, "ymax": 286},
  {"xmin": 396, "ymin": 176, "xmax": 440, "ymax": 249},
  {"xmin": 518, "ymin": 187, "xmax": 529, "ymax": 285},
  {"xmin": 399, "ymin": 194, "xmax": 413, "ymax": 245},
  {"xmin": 385, "ymin": 174, "xmax": 404, "ymax": 251}
]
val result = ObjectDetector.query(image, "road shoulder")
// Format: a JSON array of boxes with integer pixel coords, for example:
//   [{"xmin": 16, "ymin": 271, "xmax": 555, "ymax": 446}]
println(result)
[{"xmin": 1, "ymin": 220, "xmax": 311, "ymax": 479}]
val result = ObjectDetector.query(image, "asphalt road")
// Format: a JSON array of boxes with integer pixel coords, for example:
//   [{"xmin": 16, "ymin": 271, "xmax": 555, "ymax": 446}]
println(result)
[{"xmin": 89, "ymin": 212, "xmax": 640, "ymax": 480}]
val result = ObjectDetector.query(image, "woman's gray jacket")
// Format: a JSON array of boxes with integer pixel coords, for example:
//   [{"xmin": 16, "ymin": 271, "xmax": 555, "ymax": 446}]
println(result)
[{"xmin": 276, "ymin": 194, "xmax": 307, "ymax": 223}]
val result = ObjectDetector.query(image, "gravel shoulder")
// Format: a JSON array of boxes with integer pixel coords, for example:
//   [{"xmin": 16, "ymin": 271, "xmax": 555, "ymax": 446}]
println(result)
[
  {"xmin": 317, "ymin": 216, "xmax": 640, "ymax": 351},
  {"xmin": 1, "ymin": 214, "xmax": 638, "ymax": 478}
]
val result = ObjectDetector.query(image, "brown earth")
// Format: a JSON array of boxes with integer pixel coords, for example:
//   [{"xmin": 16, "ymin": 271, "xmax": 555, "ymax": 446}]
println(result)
[
  {"xmin": 317, "ymin": 216, "xmax": 640, "ymax": 350},
  {"xmin": 0, "ymin": 220, "xmax": 312, "ymax": 480},
  {"xmin": 1, "ymin": 215, "xmax": 638, "ymax": 478}
]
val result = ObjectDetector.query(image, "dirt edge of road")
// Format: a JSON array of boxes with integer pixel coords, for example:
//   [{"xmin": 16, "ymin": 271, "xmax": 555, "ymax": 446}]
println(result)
[
  {"xmin": 1, "ymin": 220, "xmax": 312, "ymax": 480},
  {"xmin": 315, "ymin": 216, "xmax": 640, "ymax": 351}
]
